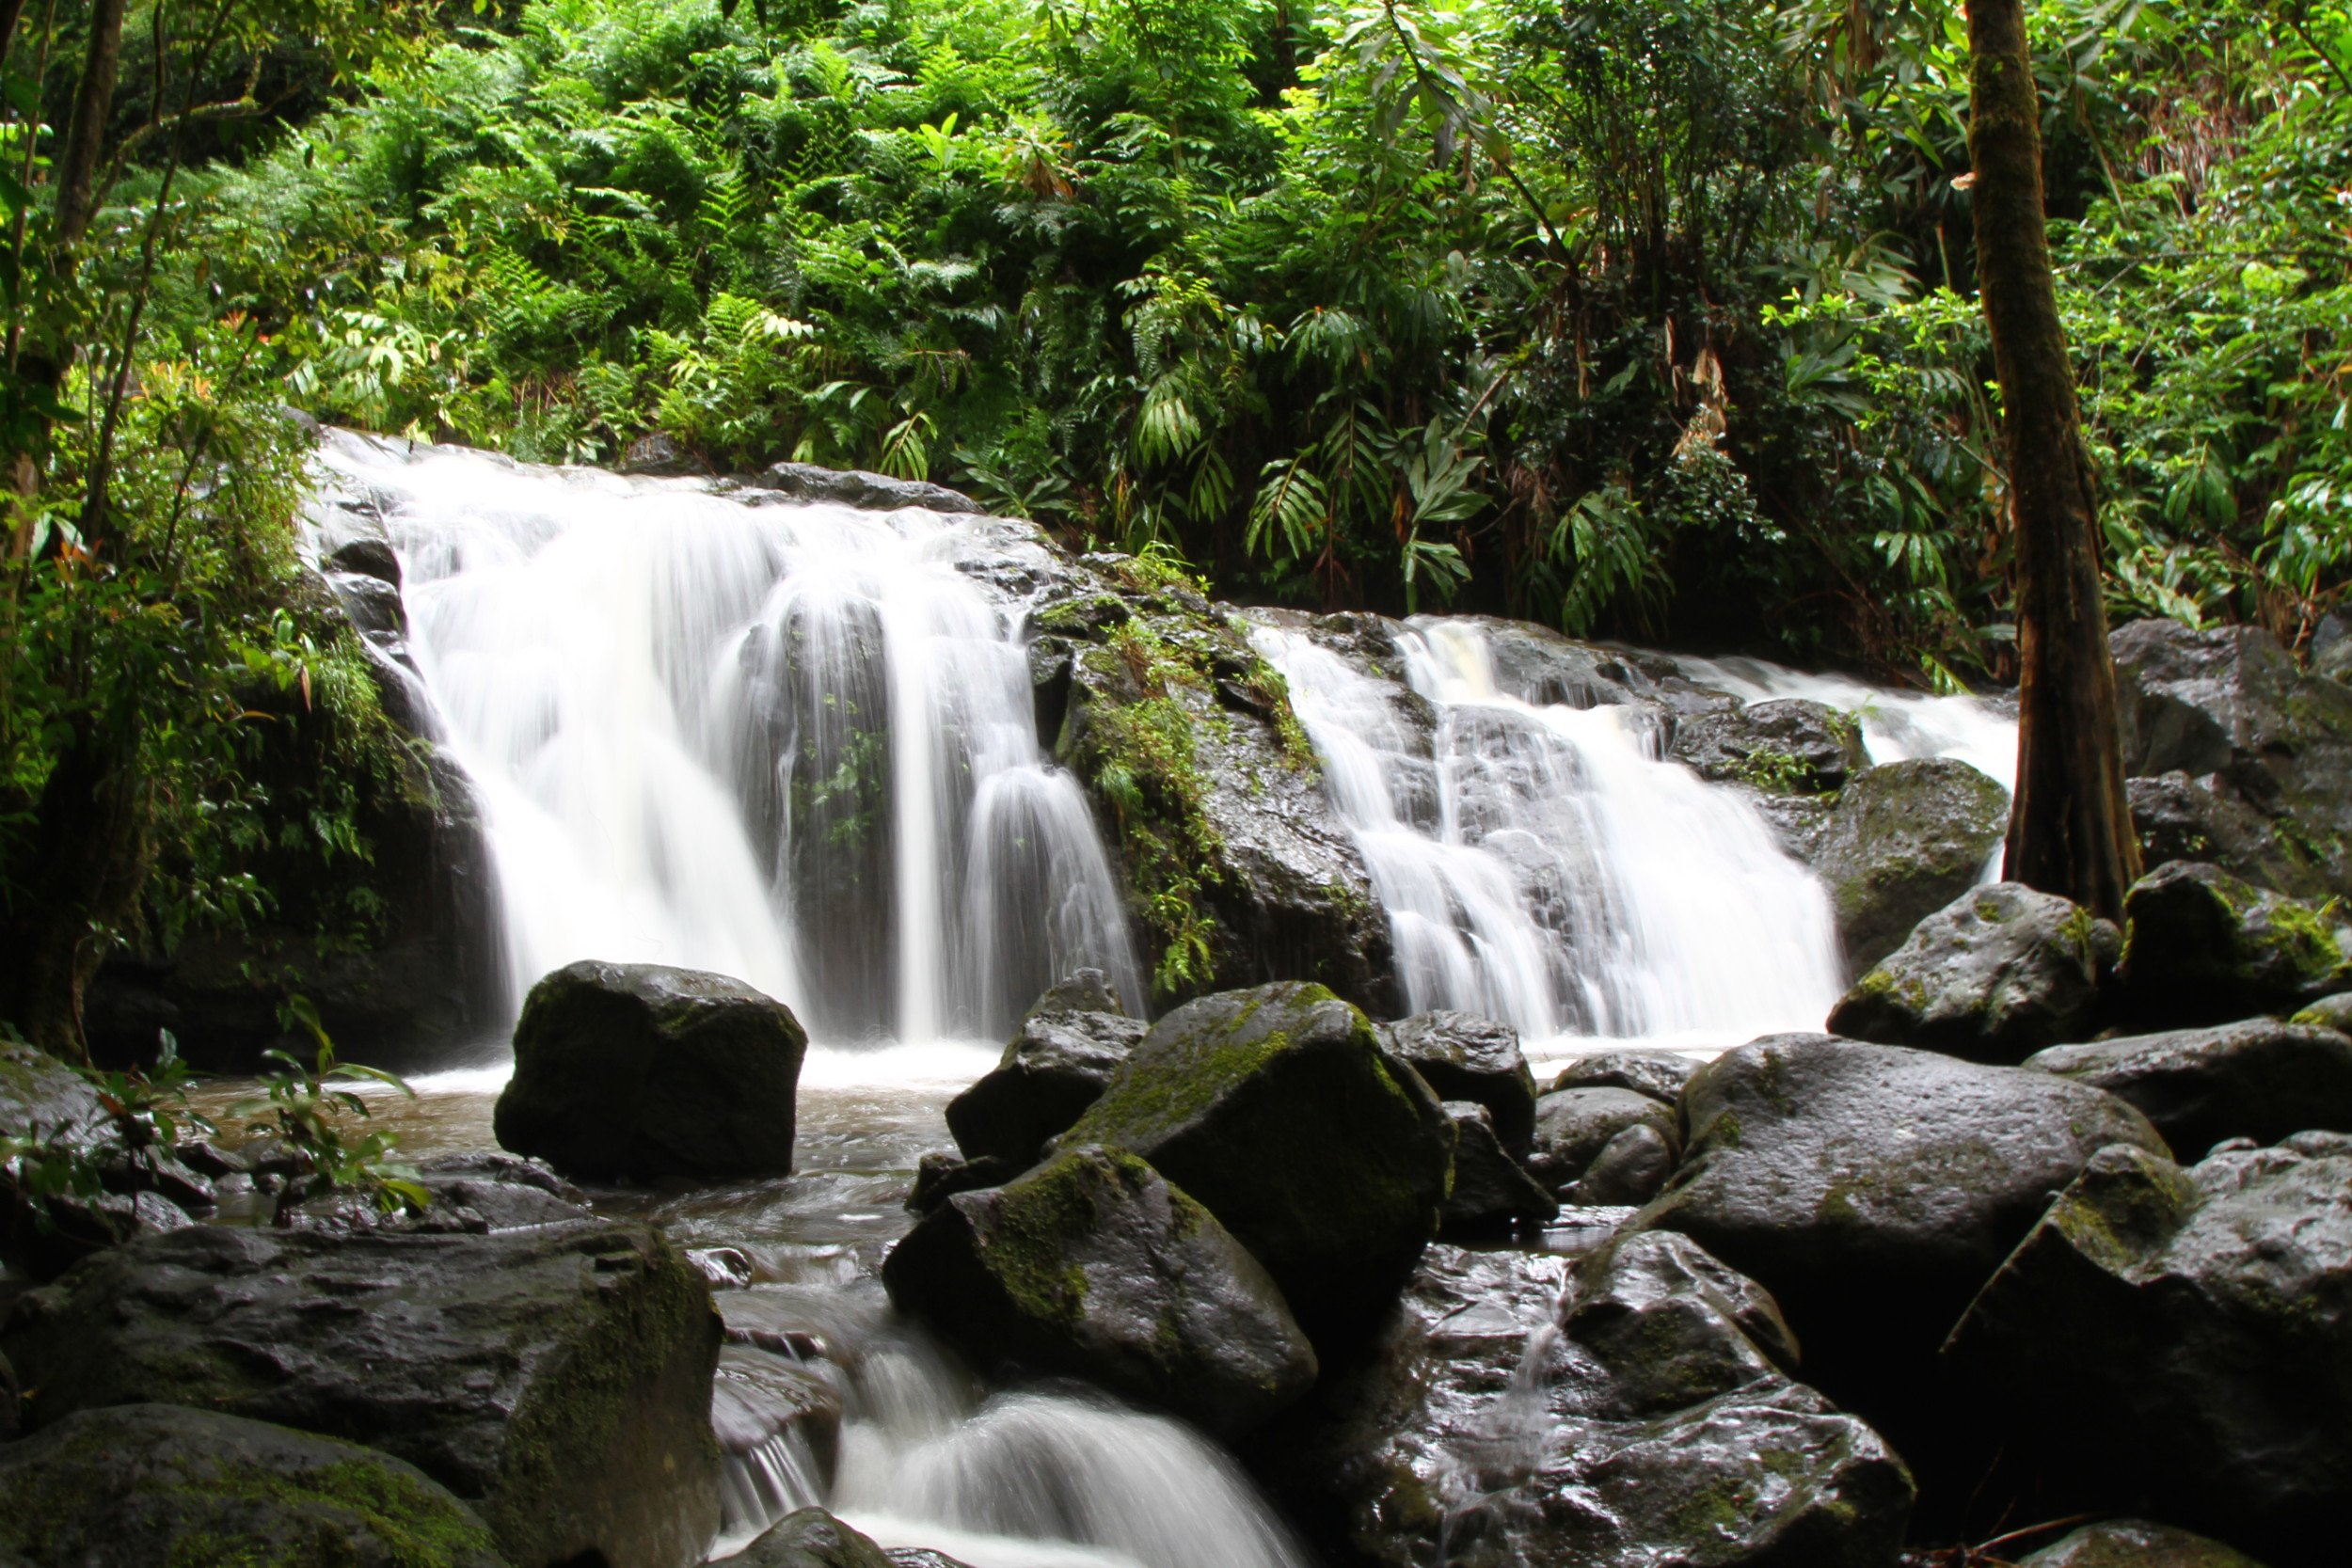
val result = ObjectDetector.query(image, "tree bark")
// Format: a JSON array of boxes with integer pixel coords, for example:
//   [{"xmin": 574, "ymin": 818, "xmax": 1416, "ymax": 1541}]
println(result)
[
  {"xmin": 52, "ymin": 0, "xmax": 126, "ymax": 251},
  {"xmin": 0, "ymin": 732, "xmax": 153, "ymax": 1062},
  {"xmin": 1968, "ymin": 0, "xmax": 2140, "ymax": 919}
]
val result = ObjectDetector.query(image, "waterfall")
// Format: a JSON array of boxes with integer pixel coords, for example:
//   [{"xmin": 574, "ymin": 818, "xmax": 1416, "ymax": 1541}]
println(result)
[{"xmin": 311, "ymin": 432, "xmax": 1140, "ymax": 1045}]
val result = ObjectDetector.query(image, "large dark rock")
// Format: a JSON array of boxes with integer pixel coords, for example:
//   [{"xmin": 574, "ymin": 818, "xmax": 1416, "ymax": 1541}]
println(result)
[
  {"xmin": 1671, "ymin": 697, "xmax": 1867, "ymax": 793},
  {"xmin": 495, "ymin": 960, "xmax": 807, "ymax": 1182},
  {"xmin": 944, "ymin": 971, "xmax": 1145, "ymax": 1165},
  {"xmin": 2113, "ymin": 861, "xmax": 2349, "ymax": 1025},
  {"xmin": 2018, "ymin": 1520, "xmax": 2270, "ymax": 1568},
  {"xmin": 1827, "ymin": 883, "xmax": 2120, "ymax": 1062},
  {"xmin": 1047, "ymin": 567, "xmax": 1394, "ymax": 1014},
  {"xmin": 1632, "ymin": 1035, "xmax": 2166, "ymax": 1435},
  {"xmin": 2025, "ymin": 1020, "xmax": 2352, "ymax": 1160},
  {"xmin": 0, "ymin": 1402, "xmax": 507, "ymax": 1568},
  {"xmin": 1057, "ymin": 981, "xmax": 1453, "ymax": 1340},
  {"xmin": 2112, "ymin": 617, "xmax": 2352, "ymax": 899},
  {"xmin": 719, "ymin": 1508, "xmax": 894, "ymax": 1568},
  {"xmin": 1378, "ymin": 1010, "xmax": 1539, "ymax": 1153},
  {"xmin": 1, "ymin": 1220, "xmax": 722, "ymax": 1568},
  {"xmin": 1251, "ymin": 1238, "xmax": 1913, "ymax": 1568},
  {"xmin": 882, "ymin": 1146, "xmax": 1316, "ymax": 1438},
  {"xmin": 0, "ymin": 1040, "xmax": 104, "ymax": 1147},
  {"xmin": 1947, "ymin": 1137, "xmax": 2352, "ymax": 1567},
  {"xmin": 1813, "ymin": 758, "xmax": 2012, "ymax": 972},
  {"xmin": 1548, "ymin": 1048, "xmax": 1698, "ymax": 1106},
  {"xmin": 1436, "ymin": 1101, "xmax": 1557, "ymax": 1237},
  {"xmin": 2129, "ymin": 770, "xmax": 2339, "ymax": 904},
  {"xmin": 747, "ymin": 461, "xmax": 977, "ymax": 515},
  {"xmin": 1527, "ymin": 1085, "xmax": 1678, "ymax": 1197}
]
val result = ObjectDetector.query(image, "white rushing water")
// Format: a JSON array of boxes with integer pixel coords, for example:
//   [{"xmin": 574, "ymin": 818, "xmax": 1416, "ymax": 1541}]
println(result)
[{"xmin": 312, "ymin": 432, "xmax": 1140, "ymax": 1046}]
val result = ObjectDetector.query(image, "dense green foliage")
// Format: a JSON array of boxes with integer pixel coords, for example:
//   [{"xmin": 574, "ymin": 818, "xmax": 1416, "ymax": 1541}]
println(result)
[{"xmin": 0, "ymin": 0, "xmax": 2345, "ymax": 1049}]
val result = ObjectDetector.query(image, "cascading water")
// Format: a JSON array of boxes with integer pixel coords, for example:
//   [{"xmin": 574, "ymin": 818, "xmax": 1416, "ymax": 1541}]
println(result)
[{"xmin": 312, "ymin": 432, "xmax": 1140, "ymax": 1043}]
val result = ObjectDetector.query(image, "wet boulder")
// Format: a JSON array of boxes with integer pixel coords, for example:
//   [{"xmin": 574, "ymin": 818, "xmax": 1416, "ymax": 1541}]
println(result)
[
  {"xmin": 0, "ymin": 1038, "xmax": 106, "ymax": 1146},
  {"xmin": 1528, "ymin": 1085, "xmax": 1678, "ymax": 1197},
  {"xmin": 2113, "ymin": 861, "xmax": 2349, "ymax": 1025},
  {"xmin": 1566, "ymin": 1121, "xmax": 1680, "ymax": 1207},
  {"xmin": 1, "ymin": 1219, "xmax": 722, "ymax": 1568},
  {"xmin": 1057, "ymin": 981, "xmax": 1454, "ymax": 1340},
  {"xmin": 904, "ymin": 1151, "xmax": 1024, "ymax": 1215},
  {"xmin": 882, "ymin": 1146, "xmax": 1316, "ymax": 1438},
  {"xmin": 748, "ymin": 461, "xmax": 977, "ymax": 515},
  {"xmin": 2018, "ymin": 1520, "xmax": 2270, "ymax": 1568},
  {"xmin": 0, "ymin": 1402, "xmax": 507, "ymax": 1568},
  {"xmin": 2130, "ymin": 770, "xmax": 2339, "ymax": 904},
  {"xmin": 1813, "ymin": 757, "xmax": 2012, "ymax": 972},
  {"xmin": 1632, "ymin": 1035, "xmax": 2166, "ymax": 1432},
  {"xmin": 1671, "ymin": 697, "xmax": 1867, "ymax": 793},
  {"xmin": 2294, "ymin": 992, "xmax": 2352, "ymax": 1033},
  {"xmin": 1436, "ymin": 1101, "xmax": 1557, "ymax": 1238},
  {"xmin": 495, "ymin": 959, "xmax": 807, "ymax": 1182},
  {"xmin": 1827, "ymin": 883, "xmax": 2120, "ymax": 1062},
  {"xmin": 1379, "ymin": 1010, "xmax": 1538, "ymax": 1154},
  {"xmin": 944, "ymin": 970, "xmax": 1146, "ymax": 1165},
  {"xmin": 1251, "ymin": 1240, "xmax": 1913, "ymax": 1568},
  {"xmin": 1547, "ymin": 1048, "xmax": 1697, "ymax": 1106},
  {"xmin": 2025, "ymin": 1020, "xmax": 2352, "ymax": 1160},
  {"xmin": 1947, "ymin": 1138, "xmax": 2352, "ymax": 1567},
  {"xmin": 720, "ymin": 1508, "xmax": 895, "ymax": 1568}
]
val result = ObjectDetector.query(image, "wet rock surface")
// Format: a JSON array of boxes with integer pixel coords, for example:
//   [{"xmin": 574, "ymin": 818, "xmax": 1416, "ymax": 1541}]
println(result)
[
  {"xmin": 882, "ymin": 1145, "xmax": 1316, "ymax": 1438},
  {"xmin": 1948, "ymin": 1139, "xmax": 2352, "ymax": 1568},
  {"xmin": 1671, "ymin": 697, "xmax": 1867, "ymax": 793},
  {"xmin": 945, "ymin": 972, "xmax": 1145, "ymax": 1165},
  {"xmin": 1812, "ymin": 758, "xmax": 2012, "ymax": 972},
  {"xmin": 1828, "ymin": 883, "xmax": 2119, "ymax": 1062},
  {"xmin": 1252, "ymin": 1237, "xmax": 1913, "ymax": 1568},
  {"xmin": 0, "ymin": 1402, "xmax": 508, "ymax": 1568},
  {"xmin": 1632, "ymin": 1035, "xmax": 2166, "ymax": 1441},
  {"xmin": 1546, "ymin": 1049, "xmax": 1698, "ymax": 1107},
  {"xmin": 2129, "ymin": 770, "xmax": 2338, "ymax": 904},
  {"xmin": 719, "ymin": 1507, "xmax": 898, "ymax": 1568},
  {"xmin": 744, "ymin": 462, "xmax": 978, "ymax": 515},
  {"xmin": 1379, "ymin": 1010, "xmax": 1539, "ymax": 1154},
  {"xmin": 2024, "ymin": 1019, "xmax": 2352, "ymax": 1160},
  {"xmin": 2112, "ymin": 861, "xmax": 2349, "ymax": 1025},
  {"xmin": 0, "ymin": 1219, "xmax": 723, "ymax": 1568},
  {"xmin": 1436, "ymin": 1101, "xmax": 1557, "ymax": 1237},
  {"xmin": 1528, "ymin": 1085, "xmax": 1679, "ymax": 1197},
  {"xmin": 1058, "ymin": 982, "xmax": 1453, "ymax": 1341},
  {"xmin": 495, "ymin": 960, "xmax": 807, "ymax": 1182},
  {"xmin": 2016, "ymin": 1519, "xmax": 2271, "ymax": 1568}
]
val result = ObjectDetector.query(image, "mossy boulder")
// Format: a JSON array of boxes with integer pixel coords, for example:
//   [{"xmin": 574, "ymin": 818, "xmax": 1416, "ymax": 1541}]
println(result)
[
  {"xmin": 2019, "ymin": 1520, "xmax": 2271, "ymax": 1568},
  {"xmin": 1378, "ymin": 1010, "xmax": 1539, "ymax": 1154},
  {"xmin": 2294, "ymin": 992, "xmax": 2352, "ymax": 1033},
  {"xmin": 882, "ymin": 1145, "xmax": 1316, "ymax": 1438},
  {"xmin": 0, "ymin": 1402, "xmax": 509, "ymax": 1568},
  {"xmin": 1436, "ymin": 1101, "xmax": 1557, "ymax": 1238},
  {"xmin": 1, "ymin": 1220, "xmax": 722, "ymax": 1568},
  {"xmin": 495, "ymin": 959, "xmax": 807, "ymax": 1182},
  {"xmin": 2129, "ymin": 770, "xmax": 2340, "ymax": 905},
  {"xmin": 944, "ymin": 970, "xmax": 1145, "ymax": 1165},
  {"xmin": 1947, "ymin": 1138, "xmax": 2352, "ymax": 1567},
  {"xmin": 2113, "ymin": 861, "xmax": 2350, "ymax": 1025},
  {"xmin": 1631, "ymin": 1034, "xmax": 2166, "ymax": 1459},
  {"xmin": 1041, "ymin": 561, "xmax": 1393, "ymax": 1013},
  {"xmin": 1548, "ymin": 1049, "xmax": 1699, "ymax": 1106},
  {"xmin": 1057, "ymin": 981, "xmax": 1454, "ymax": 1340},
  {"xmin": 1828, "ymin": 883, "xmax": 2121, "ymax": 1063},
  {"xmin": 2025, "ymin": 1020, "xmax": 2352, "ymax": 1160},
  {"xmin": 1812, "ymin": 757, "xmax": 2012, "ymax": 973},
  {"xmin": 1670, "ymin": 697, "xmax": 1867, "ymax": 793},
  {"xmin": 1248, "ymin": 1240, "xmax": 1912, "ymax": 1568},
  {"xmin": 1528, "ymin": 1085, "xmax": 1678, "ymax": 1197},
  {"xmin": 717, "ymin": 1507, "xmax": 897, "ymax": 1568}
]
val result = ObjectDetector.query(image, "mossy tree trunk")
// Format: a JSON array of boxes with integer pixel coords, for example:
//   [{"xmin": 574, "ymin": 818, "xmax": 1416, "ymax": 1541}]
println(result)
[{"xmin": 1966, "ymin": 0, "xmax": 2141, "ymax": 920}]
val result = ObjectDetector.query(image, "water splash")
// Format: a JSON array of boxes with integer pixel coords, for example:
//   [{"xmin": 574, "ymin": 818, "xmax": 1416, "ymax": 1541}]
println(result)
[{"xmin": 310, "ymin": 433, "xmax": 1140, "ymax": 1044}]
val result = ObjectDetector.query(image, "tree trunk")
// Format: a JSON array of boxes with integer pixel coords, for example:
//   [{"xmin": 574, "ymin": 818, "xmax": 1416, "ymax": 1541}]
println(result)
[
  {"xmin": 1967, "ymin": 0, "xmax": 2140, "ymax": 919},
  {"xmin": 0, "ymin": 731, "xmax": 153, "ymax": 1062},
  {"xmin": 52, "ymin": 0, "xmax": 125, "ymax": 251}
]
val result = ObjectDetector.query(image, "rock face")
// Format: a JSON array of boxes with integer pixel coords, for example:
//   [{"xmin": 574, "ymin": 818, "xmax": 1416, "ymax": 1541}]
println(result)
[
  {"xmin": 0, "ymin": 1402, "xmax": 508, "ymax": 1568},
  {"xmin": 2130, "ymin": 770, "xmax": 2339, "ymax": 905},
  {"xmin": 1671, "ymin": 697, "xmax": 1867, "ymax": 793},
  {"xmin": 2025, "ymin": 1020, "xmax": 2352, "ymax": 1159},
  {"xmin": 882, "ymin": 1146, "xmax": 1316, "ymax": 1437},
  {"xmin": 2295, "ymin": 992, "xmax": 2352, "ymax": 1033},
  {"xmin": 944, "ymin": 972, "xmax": 1145, "ymax": 1165},
  {"xmin": 1948, "ymin": 1138, "xmax": 2352, "ymax": 1567},
  {"xmin": 1436, "ymin": 1101, "xmax": 1557, "ymax": 1237},
  {"xmin": 2018, "ymin": 1520, "xmax": 2270, "ymax": 1568},
  {"xmin": 2113, "ymin": 861, "xmax": 2349, "ymax": 1025},
  {"xmin": 1528, "ymin": 1085, "xmax": 1678, "ymax": 1197},
  {"xmin": 1378, "ymin": 1011, "xmax": 1539, "ymax": 1153},
  {"xmin": 1041, "ymin": 562, "xmax": 1395, "ymax": 1014},
  {"xmin": 719, "ymin": 1508, "xmax": 897, "ymax": 1568},
  {"xmin": 1811, "ymin": 758, "xmax": 2012, "ymax": 972},
  {"xmin": 1252, "ymin": 1238, "xmax": 1914, "ymax": 1568},
  {"xmin": 1827, "ymin": 883, "xmax": 2120, "ymax": 1062},
  {"xmin": 1, "ymin": 1220, "xmax": 722, "ymax": 1568},
  {"xmin": 746, "ymin": 461, "xmax": 977, "ymax": 515},
  {"xmin": 1057, "ymin": 982, "xmax": 1453, "ymax": 1339},
  {"xmin": 1633, "ymin": 1035, "xmax": 2167, "ymax": 1429},
  {"xmin": 495, "ymin": 960, "xmax": 807, "ymax": 1182},
  {"xmin": 2112, "ymin": 617, "xmax": 2352, "ymax": 900},
  {"xmin": 1547, "ymin": 1049, "xmax": 1697, "ymax": 1106}
]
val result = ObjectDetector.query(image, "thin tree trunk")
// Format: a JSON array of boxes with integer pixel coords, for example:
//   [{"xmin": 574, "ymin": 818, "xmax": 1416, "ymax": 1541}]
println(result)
[
  {"xmin": 52, "ymin": 0, "xmax": 126, "ymax": 251},
  {"xmin": 1967, "ymin": 0, "xmax": 2140, "ymax": 918},
  {"xmin": 0, "ymin": 734, "xmax": 153, "ymax": 1062}
]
